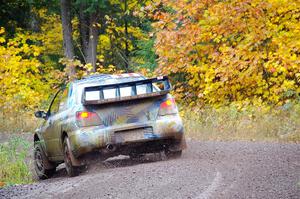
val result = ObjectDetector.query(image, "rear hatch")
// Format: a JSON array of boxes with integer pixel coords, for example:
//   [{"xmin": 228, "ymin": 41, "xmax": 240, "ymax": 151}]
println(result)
[
  {"xmin": 88, "ymin": 96, "xmax": 164, "ymax": 126},
  {"xmin": 78, "ymin": 75, "xmax": 173, "ymax": 127}
]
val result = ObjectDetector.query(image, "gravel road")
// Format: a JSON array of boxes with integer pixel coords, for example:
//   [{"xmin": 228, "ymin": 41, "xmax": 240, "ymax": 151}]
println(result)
[{"xmin": 1, "ymin": 141, "xmax": 299, "ymax": 199}]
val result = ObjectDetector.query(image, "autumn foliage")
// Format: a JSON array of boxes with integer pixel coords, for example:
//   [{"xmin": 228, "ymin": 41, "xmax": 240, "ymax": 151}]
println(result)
[
  {"xmin": 152, "ymin": 0, "xmax": 300, "ymax": 106},
  {"xmin": 0, "ymin": 28, "xmax": 62, "ymax": 112},
  {"xmin": 0, "ymin": 0, "xmax": 300, "ymax": 132}
]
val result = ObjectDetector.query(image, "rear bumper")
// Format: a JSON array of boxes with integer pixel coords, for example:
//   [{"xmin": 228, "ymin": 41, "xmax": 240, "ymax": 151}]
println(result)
[{"xmin": 68, "ymin": 115, "xmax": 184, "ymax": 157}]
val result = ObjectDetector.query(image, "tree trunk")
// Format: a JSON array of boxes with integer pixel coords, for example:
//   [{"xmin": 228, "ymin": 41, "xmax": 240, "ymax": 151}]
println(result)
[
  {"xmin": 124, "ymin": 0, "xmax": 129, "ymax": 71},
  {"xmin": 60, "ymin": 0, "xmax": 75, "ymax": 76},
  {"xmin": 86, "ymin": 12, "xmax": 99, "ymax": 72},
  {"xmin": 79, "ymin": 2, "xmax": 89, "ymax": 61}
]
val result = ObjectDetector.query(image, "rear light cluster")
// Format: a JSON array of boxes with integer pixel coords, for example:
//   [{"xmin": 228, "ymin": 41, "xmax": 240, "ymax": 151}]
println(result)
[
  {"xmin": 76, "ymin": 111, "xmax": 102, "ymax": 127},
  {"xmin": 158, "ymin": 98, "xmax": 178, "ymax": 116}
]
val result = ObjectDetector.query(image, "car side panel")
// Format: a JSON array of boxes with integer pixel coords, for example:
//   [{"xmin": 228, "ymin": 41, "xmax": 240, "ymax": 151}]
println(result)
[{"xmin": 45, "ymin": 84, "xmax": 78, "ymax": 162}]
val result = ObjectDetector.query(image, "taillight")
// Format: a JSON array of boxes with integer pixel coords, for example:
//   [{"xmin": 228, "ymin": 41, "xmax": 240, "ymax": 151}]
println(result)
[
  {"xmin": 158, "ymin": 98, "xmax": 178, "ymax": 116},
  {"xmin": 76, "ymin": 111, "xmax": 102, "ymax": 127}
]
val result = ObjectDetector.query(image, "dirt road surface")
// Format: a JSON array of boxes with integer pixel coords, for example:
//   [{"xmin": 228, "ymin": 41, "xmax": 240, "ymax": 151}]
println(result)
[{"xmin": 1, "ymin": 141, "xmax": 299, "ymax": 199}]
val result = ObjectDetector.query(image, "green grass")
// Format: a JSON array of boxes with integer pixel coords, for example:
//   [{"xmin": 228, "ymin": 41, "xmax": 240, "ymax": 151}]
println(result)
[
  {"xmin": 181, "ymin": 103, "xmax": 300, "ymax": 142},
  {"xmin": 0, "ymin": 137, "xmax": 33, "ymax": 186}
]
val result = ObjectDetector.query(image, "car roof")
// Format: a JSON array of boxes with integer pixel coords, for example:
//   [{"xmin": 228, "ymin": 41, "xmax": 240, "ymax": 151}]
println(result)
[{"xmin": 73, "ymin": 73, "xmax": 145, "ymax": 86}]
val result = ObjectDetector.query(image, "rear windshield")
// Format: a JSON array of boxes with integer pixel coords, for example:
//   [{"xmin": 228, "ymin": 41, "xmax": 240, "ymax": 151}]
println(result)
[{"xmin": 75, "ymin": 76, "xmax": 158, "ymax": 103}]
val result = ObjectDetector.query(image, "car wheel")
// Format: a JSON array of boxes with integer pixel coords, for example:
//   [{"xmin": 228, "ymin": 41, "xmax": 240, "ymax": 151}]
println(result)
[
  {"xmin": 34, "ymin": 143, "xmax": 56, "ymax": 180},
  {"xmin": 165, "ymin": 150, "xmax": 182, "ymax": 159},
  {"xmin": 63, "ymin": 137, "xmax": 78, "ymax": 177}
]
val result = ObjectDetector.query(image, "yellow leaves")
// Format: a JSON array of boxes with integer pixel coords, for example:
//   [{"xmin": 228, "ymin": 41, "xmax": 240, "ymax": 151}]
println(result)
[
  {"xmin": 0, "ymin": 26, "xmax": 63, "ymax": 113},
  {"xmin": 0, "ymin": 27, "xmax": 5, "ymax": 43},
  {"xmin": 33, "ymin": 51, "xmax": 40, "ymax": 57},
  {"xmin": 84, "ymin": 63, "xmax": 94, "ymax": 72},
  {"xmin": 290, "ymin": 54, "xmax": 297, "ymax": 61},
  {"xmin": 34, "ymin": 9, "xmax": 63, "ymax": 56},
  {"xmin": 0, "ymin": 37, "xmax": 5, "ymax": 43},
  {"xmin": 60, "ymin": 57, "xmax": 124, "ymax": 80},
  {"xmin": 0, "ymin": 27, "xmax": 5, "ymax": 34},
  {"xmin": 152, "ymin": 0, "xmax": 300, "ymax": 106},
  {"xmin": 213, "ymin": 35, "xmax": 222, "ymax": 43},
  {"xmin": 282, "ymin": 80, "xmax": 295, "ymax": 89}
]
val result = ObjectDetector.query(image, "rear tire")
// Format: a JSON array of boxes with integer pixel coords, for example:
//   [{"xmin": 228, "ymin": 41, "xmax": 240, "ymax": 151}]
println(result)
[
  {"xmin": 34, "ymin": 143, "xmax": 56, "ymax": 180},
  {"xmin": 63, "ymin": 137, "xmax": 79, "ymax": 177}
]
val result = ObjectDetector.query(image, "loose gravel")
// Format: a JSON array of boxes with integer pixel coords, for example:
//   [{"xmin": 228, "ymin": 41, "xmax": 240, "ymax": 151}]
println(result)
[{"xmin": 0, "ymin": 141, "xmax": 299, "ymax": 199}]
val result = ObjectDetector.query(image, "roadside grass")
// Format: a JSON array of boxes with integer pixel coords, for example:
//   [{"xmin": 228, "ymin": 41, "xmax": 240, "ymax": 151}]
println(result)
[
  {"xmin": 0, "ymin": 111, "xmax": 38, "ymax": 133},
  {"xmin": 181, "ymin": 104, "xmax": 300, "ymax": 142},
  {"xmin": 0, "ymin": 137, "xmax": 33, "ymax": 187}
]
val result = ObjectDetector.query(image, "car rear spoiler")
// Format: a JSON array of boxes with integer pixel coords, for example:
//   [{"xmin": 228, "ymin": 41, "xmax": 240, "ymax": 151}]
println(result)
[{"xmin": 82, "ymin": 76, "xmax": 172, "ymax": 105}]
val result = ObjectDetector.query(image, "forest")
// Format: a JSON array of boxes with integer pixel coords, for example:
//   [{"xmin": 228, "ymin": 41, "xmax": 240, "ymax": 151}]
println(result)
[{"xmin": 0, "ymin": 0, "xmax": 299, "ymax": 138}]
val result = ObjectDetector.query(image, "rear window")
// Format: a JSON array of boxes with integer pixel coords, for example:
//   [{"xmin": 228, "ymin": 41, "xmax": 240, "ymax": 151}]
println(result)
[
  {"xmin": 103, "ymin": 88, "xmax": 117, "ymax": 99},
  {"xmin": 76, "ymin": 76, "xmax": 163, "ymax": 103},
  {"xmin": 136, "ymin": 84, "xmax": 148, "ymax": 95},
  {"xmin": 76, "ymin": 77, "xmax": 145, "ymax": 103},
  {"xmin": 120, "ymin": 86, "xmax": 132, "ymax": 97},
  {"xmin": 85, "ymin": 90, "xmax": 100, "ymax": 101}
]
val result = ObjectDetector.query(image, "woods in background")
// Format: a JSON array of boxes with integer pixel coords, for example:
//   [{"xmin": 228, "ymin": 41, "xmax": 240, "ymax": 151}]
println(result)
[
  {"xmin": 0, "ymin": 0, "xmax": 299, "ymax": 120},
  {"xmin": 0, "ymin": 0, "xmax": 156, "ymax": 116},
  {"xmin": 152, "ymin": 0, "xmax": 300, "ymax": 107}
]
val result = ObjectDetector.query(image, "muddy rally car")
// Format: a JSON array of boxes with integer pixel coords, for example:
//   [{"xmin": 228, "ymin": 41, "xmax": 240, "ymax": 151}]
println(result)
[{"xmin": 33, "ymin": 73, "xmax": 186, "ymax": 179}]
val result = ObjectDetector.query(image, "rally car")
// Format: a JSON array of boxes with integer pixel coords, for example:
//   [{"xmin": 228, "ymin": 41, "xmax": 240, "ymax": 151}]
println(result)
[{"xmin": 33, "ymin": 73, "xmax": 186, "ymax": 178}]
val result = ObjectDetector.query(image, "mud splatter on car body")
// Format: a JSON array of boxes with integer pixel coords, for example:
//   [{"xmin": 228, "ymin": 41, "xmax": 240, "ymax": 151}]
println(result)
[{"xmin": 33, "ymin": 73, "xmax": 186, "ymax": 178}]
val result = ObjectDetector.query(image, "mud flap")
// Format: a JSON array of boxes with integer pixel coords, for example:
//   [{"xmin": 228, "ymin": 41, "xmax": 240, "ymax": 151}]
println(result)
[{"xmin": 66, "ymin": 138, "xmax": 82, "ymax": 167}]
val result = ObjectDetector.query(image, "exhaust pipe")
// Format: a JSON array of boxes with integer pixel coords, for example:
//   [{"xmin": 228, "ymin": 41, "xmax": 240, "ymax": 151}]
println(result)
[{"xmin": 106, "ymin": 144, "xmax": 116, "ymax": 152}]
